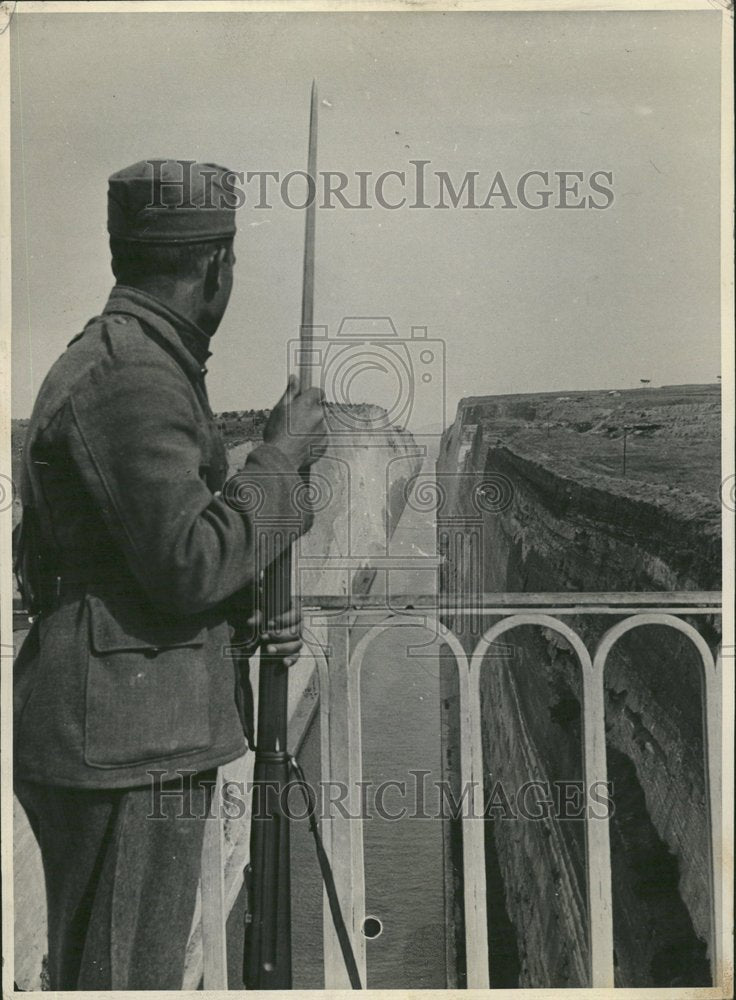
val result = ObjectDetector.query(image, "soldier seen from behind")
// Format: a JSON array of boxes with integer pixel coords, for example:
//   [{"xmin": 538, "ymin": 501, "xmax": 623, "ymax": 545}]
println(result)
[{"xmin": 13, "ymin": 160, "xmax": 327, "ymax": 990}]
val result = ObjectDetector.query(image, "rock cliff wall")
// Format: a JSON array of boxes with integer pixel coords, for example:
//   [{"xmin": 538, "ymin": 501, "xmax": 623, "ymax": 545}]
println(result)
[
  {"xmin": 227, "ymin": 403, "xmax": 423, "ymax": 598},
  {"xmin": 437, "ymin": 389, "xmax": 720, "ymax": 989}
]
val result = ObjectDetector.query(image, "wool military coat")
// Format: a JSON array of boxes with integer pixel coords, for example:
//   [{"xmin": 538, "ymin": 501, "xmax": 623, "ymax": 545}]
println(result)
[{"xmin": 14, "ymin": 286, "xmax": 306, "ymax": 788}]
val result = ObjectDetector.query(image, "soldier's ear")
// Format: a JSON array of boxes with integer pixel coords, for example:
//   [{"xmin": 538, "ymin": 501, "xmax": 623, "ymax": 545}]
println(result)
[{"xmin": 203, "ymin": 247, "xmax": 227, "ymax": 300}]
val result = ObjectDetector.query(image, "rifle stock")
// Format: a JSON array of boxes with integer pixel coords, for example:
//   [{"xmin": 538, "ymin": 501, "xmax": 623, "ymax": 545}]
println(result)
[{"xmin": 244, "ymin": 545, "xmax": 294, "ymax": 989}]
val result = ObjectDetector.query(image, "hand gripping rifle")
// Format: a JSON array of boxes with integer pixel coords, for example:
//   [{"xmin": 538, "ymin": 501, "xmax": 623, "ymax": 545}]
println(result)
[{"xmin": 244, "ymin": 81, "xmax": 319, "ymax": 991}]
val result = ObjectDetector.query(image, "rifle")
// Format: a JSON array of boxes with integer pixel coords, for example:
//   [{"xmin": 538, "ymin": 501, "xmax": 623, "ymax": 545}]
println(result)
[{"xmin": 244, "ymin": 80, "xmax": 319, "ymax": 991}]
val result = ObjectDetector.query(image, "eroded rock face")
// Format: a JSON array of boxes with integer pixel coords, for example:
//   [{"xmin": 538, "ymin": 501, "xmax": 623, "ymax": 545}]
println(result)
[
  {"xmin": 437, "ymin": 394, "xmax": 720, "ymax": 989},
  {"xmin": 223, "ymin": 404, "xmax": 424, "ymax": 598},
  {"xmin": 297, "ymin": 406, "xmax": 424, "ymax": 597}
]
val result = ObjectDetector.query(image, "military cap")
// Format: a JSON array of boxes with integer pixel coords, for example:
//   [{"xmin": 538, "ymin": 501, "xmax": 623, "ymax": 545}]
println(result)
[{"xmin": 108, "ymin": 159, "xmax": 237, "ymax": 243}]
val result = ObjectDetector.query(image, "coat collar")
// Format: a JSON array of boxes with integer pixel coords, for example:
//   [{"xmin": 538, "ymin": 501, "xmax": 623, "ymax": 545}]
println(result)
[{"xmin": 103, "ymin": 285, "xmax": 213, "ymax": 373}]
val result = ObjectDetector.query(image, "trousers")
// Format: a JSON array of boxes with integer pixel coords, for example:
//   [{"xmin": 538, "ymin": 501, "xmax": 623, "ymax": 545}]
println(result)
[{"xmin": 16, "ymin": 769, "xmax": 216, "ymax": 990}]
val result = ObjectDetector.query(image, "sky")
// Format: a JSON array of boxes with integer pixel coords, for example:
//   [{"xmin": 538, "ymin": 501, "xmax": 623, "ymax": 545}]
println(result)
[{"xmin": 10, "ymin": 9, "xmax": 724, "ymax": 432}]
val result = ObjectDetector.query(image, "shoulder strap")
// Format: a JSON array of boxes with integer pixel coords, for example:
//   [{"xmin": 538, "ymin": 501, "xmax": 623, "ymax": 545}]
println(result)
[{"xmin": 288, "ymin": 755, "xmax": 363, "ymax": 989}]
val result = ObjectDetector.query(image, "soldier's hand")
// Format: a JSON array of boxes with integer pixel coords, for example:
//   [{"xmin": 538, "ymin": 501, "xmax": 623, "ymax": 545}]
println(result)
[
  {"xmin": 258, "ymin": 605, "xmax": 304, "ymax": 668},
  {"xmin": 263, "ymin": 375, "xmax": 327, "ymax": 469}
]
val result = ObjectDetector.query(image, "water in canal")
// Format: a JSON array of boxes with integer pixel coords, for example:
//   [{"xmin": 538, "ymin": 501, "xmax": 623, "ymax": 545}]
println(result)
[{"xmin": 290, "ymin": 448, "xmax": 449, "ymax": 988}]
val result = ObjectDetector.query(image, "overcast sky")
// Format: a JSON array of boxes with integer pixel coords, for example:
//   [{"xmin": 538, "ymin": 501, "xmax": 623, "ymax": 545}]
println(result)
[{"xmin": 10, "ymin": 9, "xmax": 723, "ymax": 429}]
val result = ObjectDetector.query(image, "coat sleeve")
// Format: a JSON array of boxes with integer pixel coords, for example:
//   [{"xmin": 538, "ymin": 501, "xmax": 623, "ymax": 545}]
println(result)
[{"xmin": 67, "ymin": 353, "xmax": 305, "ymax": 615}]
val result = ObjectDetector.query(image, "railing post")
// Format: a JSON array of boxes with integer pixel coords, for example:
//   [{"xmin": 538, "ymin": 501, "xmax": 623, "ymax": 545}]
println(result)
[
  {"xmin": 581, "ymin": 667, "xmax": 614, "ymax": 987},
  {"xmin": 200, "ymin": 768, "xmax": 228, "ymax": 989},
  {"xmin": 318, "ymin": 615, "xmax": 367, "ymax": 988},
  {"xmin": 706, "ymin": 649, "xmax": 723, "ymax": 989}
]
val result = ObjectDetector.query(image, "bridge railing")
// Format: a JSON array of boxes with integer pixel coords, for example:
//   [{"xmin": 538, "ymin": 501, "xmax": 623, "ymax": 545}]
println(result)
[{"xmin": 195, "ymin": 591, "xmax": 725, "ymax": 990}]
